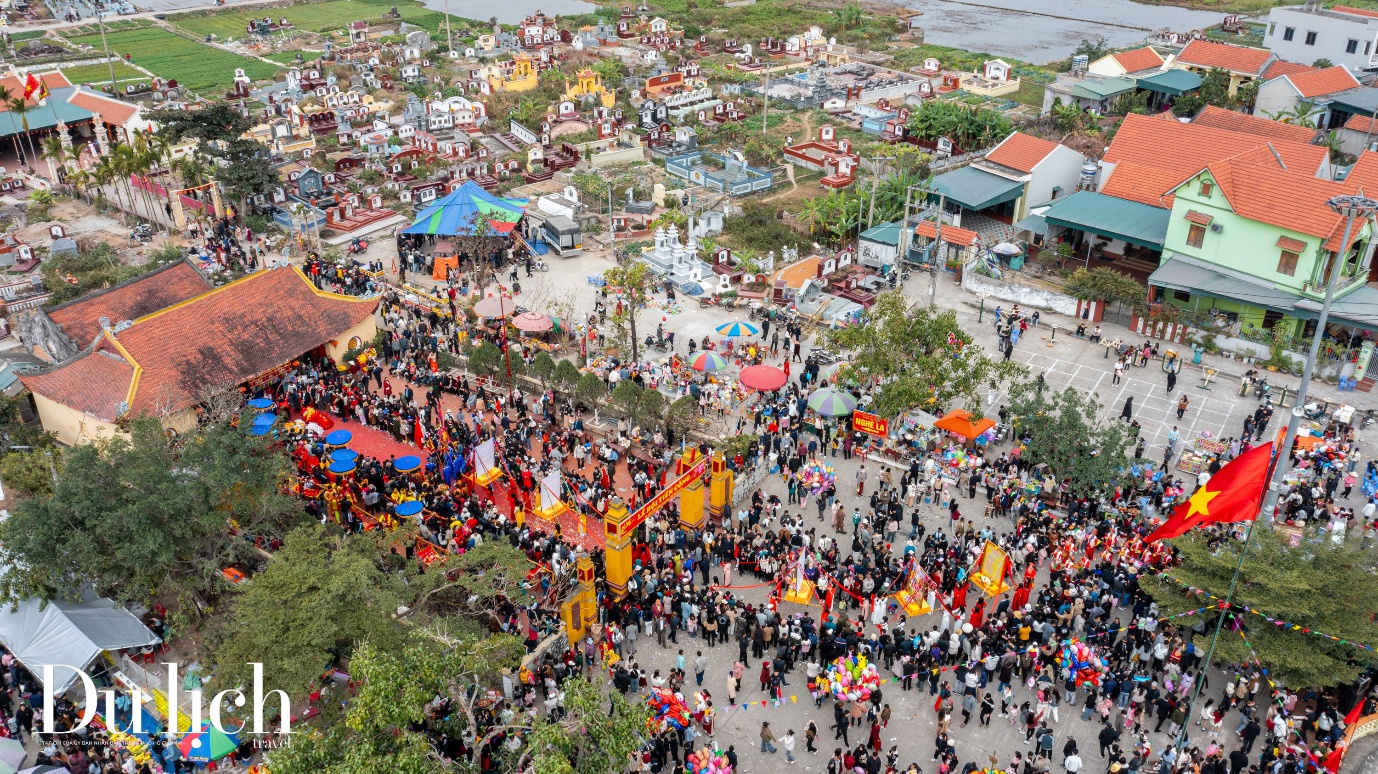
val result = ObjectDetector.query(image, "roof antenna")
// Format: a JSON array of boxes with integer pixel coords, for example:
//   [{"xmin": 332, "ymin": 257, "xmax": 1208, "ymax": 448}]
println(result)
[{"xmin": 1266, "ymin": 142, "xmax": 1287, "ymax": 171}]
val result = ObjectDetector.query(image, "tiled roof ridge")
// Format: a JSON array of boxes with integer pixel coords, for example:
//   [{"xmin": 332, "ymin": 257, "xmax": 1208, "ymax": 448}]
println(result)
[{"xmin": 44, "ymin": 258, "xmax": 208, "ymax": 315}]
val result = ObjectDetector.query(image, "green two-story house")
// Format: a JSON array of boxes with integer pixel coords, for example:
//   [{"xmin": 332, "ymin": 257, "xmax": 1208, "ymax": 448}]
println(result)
[{"xmin": 1146, "ymin": 146, "xmax": 1378, "ymax": 346}]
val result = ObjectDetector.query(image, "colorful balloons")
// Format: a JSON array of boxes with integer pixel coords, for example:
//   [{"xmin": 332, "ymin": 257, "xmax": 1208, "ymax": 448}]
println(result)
[
  {"xmin": 810, "ymin": 654, "xmax": 881, "ymax": 703},
  {"xmin": 686, "ymin": 746, "xmax": 734, "ymax": 774},
  {"xmin": 645, "ymin": 688, "xmax": 693, "ymax": 732},
  {"xmin": 800, "ymin": 459, "xmax": 836, "ymax": 497},
  {"xmin": 1060, "ymin": 641, "xmax": 1107, "ymax": 687}
]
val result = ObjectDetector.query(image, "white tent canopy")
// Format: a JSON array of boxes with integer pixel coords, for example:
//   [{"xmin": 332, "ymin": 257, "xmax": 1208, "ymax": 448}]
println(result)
[{"xmin": 0, "ymin": 590, "xmax": 160, "ymax": 692}]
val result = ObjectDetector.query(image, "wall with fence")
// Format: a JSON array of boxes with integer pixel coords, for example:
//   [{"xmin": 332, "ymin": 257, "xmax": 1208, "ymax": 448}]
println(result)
[{"xmin": 960, "ymin": 259, "xmax": 1080, "ymax": 316}]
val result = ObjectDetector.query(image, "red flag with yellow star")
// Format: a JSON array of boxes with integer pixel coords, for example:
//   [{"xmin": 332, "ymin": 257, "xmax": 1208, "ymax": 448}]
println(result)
[{"xmin": 1147, "ymin": 442, "xmax": 1274, "ymax": 542}]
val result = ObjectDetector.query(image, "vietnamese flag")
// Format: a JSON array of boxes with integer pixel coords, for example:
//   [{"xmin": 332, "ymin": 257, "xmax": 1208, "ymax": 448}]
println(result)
[
  {"xmin": 1147, "ymin": 442, "xmax": 1274, "ymax": 542},
  {"xmin": 22, "ymin": 72, "xmax": 39, "ymax": 101}
]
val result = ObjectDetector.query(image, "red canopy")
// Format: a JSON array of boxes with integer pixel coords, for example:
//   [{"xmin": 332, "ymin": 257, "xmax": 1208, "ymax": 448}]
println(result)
[
  {"xmin": 739, "ymin": 364, "xmax": 787, "ymax": 392},
  {"xmin": 934, "ymin": 408, "xmax": 995, "ymax": 440}
]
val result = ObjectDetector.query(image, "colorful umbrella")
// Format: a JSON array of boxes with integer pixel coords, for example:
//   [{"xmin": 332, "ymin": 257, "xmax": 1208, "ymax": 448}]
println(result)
[
  {"xmin": 716, "ymin": 321, "xmax": 759, "ymax": 337},
  {"xmin": 399, "ymin": 180, "xmax": 528, "ymax": 236},
  {"xmin": 473, "ymin": 295, "xmax": 519, "ymax": 319},
  {"xmin": 691, "ymin": 351, "xmax": 728, "ymax": 372},
  {"xmin": 178, "ymin": 724, "xmax": 240, "ymax": 763},
  {"xmin": 934, "ymin": 409, "xmax": 995, "ymax": 440},
  {"xmin": 807, "ymin": 387, "xmax": 858, "ymax": 417},
  {"xmin": 738, "ymin": 364, "xmax": 787, "ymax": 391},
  {"xmin": 512, "ymin": 311, "xmax": 553, "ymax": 332}
]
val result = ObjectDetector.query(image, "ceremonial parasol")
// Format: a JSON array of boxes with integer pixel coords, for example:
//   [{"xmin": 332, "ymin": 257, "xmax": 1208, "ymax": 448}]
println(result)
[
  {"xmin": 807, "ymin": 387, "xmax": 858, "ymax": 417},
  {"xmin": 329, "ymin": 448, "xmax": 358, "ymax": 464},
  {"xmin": 934, "ymin": 408, "xmax": 995, "ymax": 440},
  {"xmin": 245, "ymin": 397, "xmax": 274, "ymax": 411},
  {"xmin": 739, "ymin": 364, "xmax": 787, "ymax": 391},
  {"xmin": 247, "ymin": 424, "xmax": 273, "ymax": 437},
  {"xmin": 691, "ymin": 351, "xmax": 728, "ymax": 372},
  {"xmin": 327, "ymin": 460, "xmax": 357, "ymax": 475},
  {"xmin": 251, "ymin": 412, "xmax": 276, "ymax": 427},
  {"xmin": 178, "ymin": 724, "xmax": 240, "ymax": 763},
  {"xmin": 512, "ymin": 311, "xmax": 554, "ymax": 332},
  {"xmin": 324, "ymin": 429, "xmax": 353, "ymax": 446},
  {"xmin": 473, "ymin": 295, "xmax": 519, "ymax": 319},
  {"xmin": 716, "ymin": 321, "xmax": 759, "ymax": 337},
  {"xmin": 395, "ymin": 500, "xmax": 425, "ymax": 518},
  {"xmin": 394, "ymin": 455, "xmax": 423, "ymax": 472}
]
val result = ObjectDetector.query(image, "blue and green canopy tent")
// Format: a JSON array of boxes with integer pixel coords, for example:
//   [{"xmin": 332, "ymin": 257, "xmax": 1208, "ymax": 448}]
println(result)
[{"xmin": 401, "ymin": 180, "xmax": 529, "ymax": 236}]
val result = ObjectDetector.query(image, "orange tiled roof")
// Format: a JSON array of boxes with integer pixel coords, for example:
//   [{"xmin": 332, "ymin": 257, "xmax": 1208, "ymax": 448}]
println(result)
[
  {"xmin": 45, "ymin": 261, "xmax": 212, "ymax": 350},
  {"xmin": 1100, "ymin": 162, "xmax": 1184, "ymax": 208},
  {"xmin": 1177, "ymin": 39, "xmax": 1272, "ymax": 76},
  {"xmin": 0, "ymin": 71, "xmax": 71, "ymax": 108},
  {"xmin": 1334, "ymin": 5, "xmax": 1378, "ymax": 18},
  {"xmin": 1110, "ymin": 47, "xmax": 1165, "ymax": 73},
  {"xmin": 1262, "ymin": 60, "xmax": 1318, "ymax": 81},
  {"xmin": 1203, "ymin": 149, "xmax": 1354, "ymax": 250},
  {"xmin": 21, "ymin": 345, "xmax": 134, "ymax": 422},
  {"xmin": 1276, "ymin": 235, "xmax": 1307, "ymax": 252},
  {"xmin": 1103, "ymin": 113, "xmax": 1328, "ymax": 183},
  {"xmin": 915, "ymin": 220, "xmax": 978, "ymax": 246},
  {"xmin": 1340, "ymin": 150, "xmax": 1378, "ymax": 194},
  {"xmin": 108, "ymin": 267, "xmax": 378, "ymax": 416},
  {"xmin": 67, "ymin": 89, "xmax": 140, "ymax": 127},
  {"xmin": 1191, "ymin": 105, "xmax": 1316, "ymax": 144},
  {"xmin": 984, "ymin": 131, "xmax": 1060, "ymax": 174},
  {"xmin": 1283, "ymin": 65, "xmax": 1361, "ymax": 98},
  {"xmin": 1345, "ymin": 114, "xmax": 1378, "ymax": 133}
]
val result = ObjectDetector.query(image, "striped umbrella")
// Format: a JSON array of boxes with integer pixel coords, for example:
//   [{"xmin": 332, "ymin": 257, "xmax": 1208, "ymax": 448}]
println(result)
[
  {"xmin": 691, "ymin": 351, "xmax": 728, "ymax": 372},
  {"xmin": 807, "ymin": 387, "xmax": 858, "ymax": 417},
  {"xmin": 716, "ymin": 321, "xmax": 759, "ymax": 337}
]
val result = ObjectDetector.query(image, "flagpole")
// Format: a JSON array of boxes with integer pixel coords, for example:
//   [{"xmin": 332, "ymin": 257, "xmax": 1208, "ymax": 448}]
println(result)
[{"xmin": 1170, "ymin": 195, "xmax": 1377, "ymax": 764}]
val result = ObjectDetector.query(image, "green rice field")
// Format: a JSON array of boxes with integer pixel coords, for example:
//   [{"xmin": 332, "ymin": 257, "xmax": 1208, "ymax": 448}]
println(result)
[
  {"xmin": 58, "ymin": 60, "xmax": 148, "ymax": 87},
  {"xmin": 66, "ymin": 27, "xmax": 280, "ymax": 93},
  {"xmin": 170, "ymin": 0, "xmax": 473, "ymax": 40}
]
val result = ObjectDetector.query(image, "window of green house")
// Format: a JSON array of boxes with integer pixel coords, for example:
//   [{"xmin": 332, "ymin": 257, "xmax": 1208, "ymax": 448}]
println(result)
[
  {"xmin": 1186, "ymin": 224, "xmax": 1206, "ymax": 248},
  {"xmin": 1277, "ymin": 250, "xmax": 1299, "ymax": 276}
]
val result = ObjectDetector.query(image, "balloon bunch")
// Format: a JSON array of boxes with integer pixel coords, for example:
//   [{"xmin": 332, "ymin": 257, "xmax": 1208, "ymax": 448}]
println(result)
[
  {"xmin": 800, "ymin": 459, "xmax": 836, "ymax": 497},
  {"xmin": 645, "ymin": 688, "xmax": 693, "ymax": 732},
  {"xmin": 811, "ymin": 654, "xmax": 881, "ymax": 703},
  {"xmin": 686, "ymin": 747, "xmax": 733, "ymax": 774},
  {"xmin": 942, "ymin": 448, "xmax": 979, "ymax": 469},
  {"xmin": 1060, "ymin": 640, "xmax": 1107, "ymax": 687}
]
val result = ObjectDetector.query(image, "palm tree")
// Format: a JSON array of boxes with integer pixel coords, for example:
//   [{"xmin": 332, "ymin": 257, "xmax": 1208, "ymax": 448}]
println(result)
[
  {"xmin": 91, "ymin": 156, "xmax": 119, "ymax": 212},
  {"xmin": 173, "ymin": 154, "xmax": 210, "ymax": 188},
  {"xmin": 6, "ymin": 97, "xmax": 36, "ymax": 171},
  {"xmin": 41, "ymin": 132, "xmax": 68, "ymax": 183}
]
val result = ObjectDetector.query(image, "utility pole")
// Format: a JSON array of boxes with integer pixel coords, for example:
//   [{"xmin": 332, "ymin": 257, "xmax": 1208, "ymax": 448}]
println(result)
[
  {"xmin": 1169, "ymin": 192, "xmax": 1378, "ymax": 762},
  {"xmin": 760, "ymin": 71, "xmax": 769, "ymax": 135},
  {"xmin": 442, "ymin": 0, "xmax": 454, "ymax": 54},
  {"xmin": 97, "ymin": 9, "xmax": 116, "ymax": 96},
  {"xmin": 930, "ymin": 193, "xmax": 945, "ymax": 308},
  {"xmin": 607, "ymin": 179, "xmax": 615, "ymax": 259}
]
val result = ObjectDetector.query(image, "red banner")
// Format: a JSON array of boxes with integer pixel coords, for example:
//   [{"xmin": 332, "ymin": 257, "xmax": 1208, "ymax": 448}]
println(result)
[
  {"xmin": 852, "ymin": 411, "xmax": 888, "ymax": 437},
  {"xmin": 618, "ymin": 457, "xmax": 708, "ymax": 538}
]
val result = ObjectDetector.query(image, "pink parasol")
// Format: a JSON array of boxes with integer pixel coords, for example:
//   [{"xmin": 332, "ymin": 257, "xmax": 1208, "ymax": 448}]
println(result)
[
  {"xmin": 512, "ymin": 311, "xmax": 553, "ymax": 332},
  {"xmin": 738, "ymin": 364, "xmax": 787, "ymax": 391},
  {"xmin": 473, "ymin": 294, "xmax": 518, "ymax": 318}
]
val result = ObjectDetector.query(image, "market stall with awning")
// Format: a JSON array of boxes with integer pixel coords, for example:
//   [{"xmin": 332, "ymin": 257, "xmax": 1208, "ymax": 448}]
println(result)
[
  {"xmin": 400, "ymin": 180, "xmax": 529, "ymax": 237},
  {"xmin": 0, "ymin": 585, "xmax": 160, "ymax": 692}
]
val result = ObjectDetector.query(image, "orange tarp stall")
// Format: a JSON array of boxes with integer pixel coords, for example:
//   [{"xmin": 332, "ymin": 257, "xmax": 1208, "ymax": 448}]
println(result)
[
  {"xmin": 934, "ymin": 409, "xmax": 995, "ymax": 440},
  {"xmin": 1277, "ymin": 428, "xmax": 1324, "ymax": 451},
  {"xmin": 432, "ymin": 255, "xmax": 459, "ymax": 281}
]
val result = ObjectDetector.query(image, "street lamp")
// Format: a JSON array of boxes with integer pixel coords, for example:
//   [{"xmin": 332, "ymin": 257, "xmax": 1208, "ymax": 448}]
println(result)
[{"xmin": 1261, "ymin": 194, "xmax": 1378, "ymax": 513}]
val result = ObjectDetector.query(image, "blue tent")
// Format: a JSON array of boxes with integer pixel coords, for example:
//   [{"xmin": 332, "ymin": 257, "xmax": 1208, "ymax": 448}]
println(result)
[{"xmin": 400, "ymin": 181, "xmax": 529, "ymax": 237}]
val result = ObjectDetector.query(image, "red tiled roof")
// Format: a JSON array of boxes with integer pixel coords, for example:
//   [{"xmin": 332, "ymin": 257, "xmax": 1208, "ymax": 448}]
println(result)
[
  {"xmin": 1334, "ymin": 5, "xmax": 1378, "ymax": 18},
  {"xmin": 985, "ymin": 131, "xmax": 1060, "ymax": 174},
  {"xmin": 109, "ymin": 267, "xmax": 378, "ymax": 415},
  {"xmin": 1341, "ymin": 150, "xmax": 1378, "ymax": 195},
  {"xmin": 1276, "ymin": 235, "xmax": 1307, "ymax": 252},
  {"xmin": 1110, "ymin": 47, "xmax": 1165, "ymax": 73},
  {"xmin": 21, "ymin": 345, "xmax": 134, "ymax": 422},
  {"xmin": 0, "ymin": 71, "xmax": 71, "ymax": 109},
  {"xmin": 1100, "ymin": 162, "xmax": 1184, "ymax": 207},
  {"xmin": 1203, "ymin": 149, "xmax": 1354, "ymax": 249},
  {"xmin": 1262, "ymin": 60, "xmax": 1318, "ymax": 81},
  {"xmin": 1177, "ymin": 39, "xmax": 1273, "ymax": 76},
  {"xmin": 915, "ymin": 220, "xmax": 978, "ymax": 246},
  {"xmin": 67, "ymin": 89, "xmax": 140, "ymax": 127},
  {"xmin": 1185, "ymin": 210, "xmax": 1213, "ymax": 225},
  {"xmin": 1283, "ymin": 65, "xmax": 1361, "ymax": 98},
  {"xmin": 1344, "ymin": 114, "xmax": 1378, "ymax": 133},
  {"xmin": 1190, "ymin": 105, "xmax": 1316, "ymax": 144},
  {"xmin": 1103, "ymin": 113, "xmax": 1328, "ymax": 184},
  {"xmin": 45, "ymin": 261, "xmax": 212, "ymax": 349}
]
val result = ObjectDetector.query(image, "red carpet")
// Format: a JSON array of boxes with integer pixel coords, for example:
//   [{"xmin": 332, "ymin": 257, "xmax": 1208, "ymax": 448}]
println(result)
[{"xmin": 329, "ymin": 418, "xmax": 428, "ymax": 466}]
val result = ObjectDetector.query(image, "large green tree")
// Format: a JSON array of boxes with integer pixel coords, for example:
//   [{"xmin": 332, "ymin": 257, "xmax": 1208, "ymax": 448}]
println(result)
[
  {"xmin": 208, "ymin": 525, "xmax": 408, "ymax": 693},
  {"xmin": 603, "ymin": 262, "xmax": 657, "ymax": 361},
  {"xmin": 1003, "ymin": 378, "xmax": 1135, "ymax": 496},
  {"xmin": 0, "ymin": 418, "xmax": 299, "ymax": 608},
  {"xmin": 150, "ymin": 104, "xmax": 279, "ymax": 215},
  {"xmin": 827, "ymin": 291, "xmax": 1024, "ymax": 418},
  {"xmin": 525, "ymin": 677, "xmax": 652, "ymax": 774},
  {"xmin": 1140, "ymin": 527, "xmax": 1378, "ymax": 688}
]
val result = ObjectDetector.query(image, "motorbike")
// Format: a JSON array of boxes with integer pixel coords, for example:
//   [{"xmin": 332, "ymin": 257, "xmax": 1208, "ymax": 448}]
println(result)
[
  {"xmin": 1252, "ymin": 376, "xmax": 1271, "ymax": 399},
  {"xmin": 1302, "ymin": 401, "xmax": 1328, "ymax": 421},
  {"xmin": 698, "ymin": 295, "xmax": 718, "ymax": 309},
  {"xmin": 528, "ymin": 257, "xmax": 550, "ymax": 273},
  {"xmin": 129, "ymin": 223, "xmax": 154, "ymax": 243},
  {"xmin": 643, "ymin": 335, "xmax": 671, "ymax": 353},
  {"xmin": 347, "ymin": 237, "xmax": 369, "ymax": 256},
  {"xmin": 887, "ymin": 267, "xmax": 910, "ymax": 287}
]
